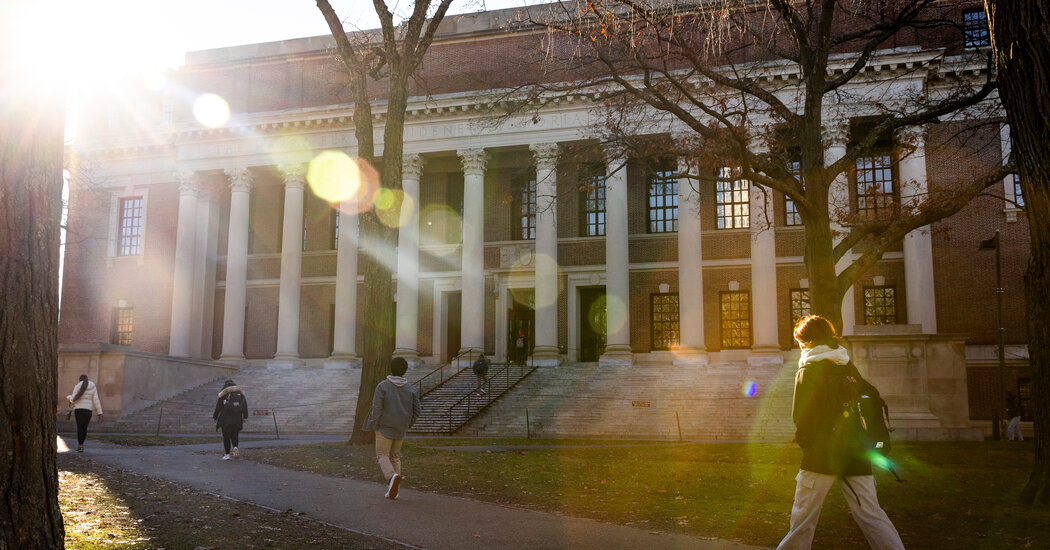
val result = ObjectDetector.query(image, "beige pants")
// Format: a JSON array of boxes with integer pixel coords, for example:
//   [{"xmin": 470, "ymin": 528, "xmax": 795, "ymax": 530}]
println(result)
[
  {"xmin": 778, "ymin": 470, "xmax": 905, "ymax": 550},
  {"xmin": 374, "ymin": 432, "xmax": 403, "ymax": 482}
]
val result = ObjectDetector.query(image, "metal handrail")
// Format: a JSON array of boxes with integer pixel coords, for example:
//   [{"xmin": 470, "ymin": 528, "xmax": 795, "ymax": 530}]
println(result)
[
  {"xmin": 413, "ymin": 348, "xmax": 480, "ymax": 397},
  {"xmin": 445, "ymin": 359, "xmax": 538, "ymax": 434}
]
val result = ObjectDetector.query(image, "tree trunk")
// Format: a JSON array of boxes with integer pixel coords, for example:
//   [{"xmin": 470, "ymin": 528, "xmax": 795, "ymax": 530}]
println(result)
[
  {"xmin": 0, "ymin": 80, "xmax": 66, "ymax": 545},
  {"xmin": 988, "ymin": 0, "xmax": 1050, "ymax": 505},
  {"xmin": 803, "ymin": 219, "xmax": 845, "ymax": 332}
]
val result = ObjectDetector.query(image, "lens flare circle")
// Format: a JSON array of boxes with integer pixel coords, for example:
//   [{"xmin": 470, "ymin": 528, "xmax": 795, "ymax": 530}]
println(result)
[
  {"xmin": 192, "ymin": 93, "xmax": 230, "ymax": 128},
  {"xmin": 307, "ymin": 150, "xmax": 365, "ymax": 205},
  {"xmin": 743, "ymin": 380, "xmax": 757, "ymax": 398}
]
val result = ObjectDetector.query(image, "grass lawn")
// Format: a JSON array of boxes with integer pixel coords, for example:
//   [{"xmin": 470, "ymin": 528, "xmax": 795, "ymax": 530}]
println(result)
[
  {"xmin": 248, "ymin": 438, "xmax": 1047, "ymax": 549},
  {"xmin": 58, "ymin": 453, "xmax": 405, "ymax": 549}
]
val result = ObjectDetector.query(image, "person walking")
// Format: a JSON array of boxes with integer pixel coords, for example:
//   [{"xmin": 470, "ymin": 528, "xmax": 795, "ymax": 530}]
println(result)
[
  {"xmin": 472, "ymin": 353, "xmax": 489, "ymax": 395},
  {"xmin": 1006, "ymin": 391, "xmax": 1024, "ymax": 442},
  {"xmin": 778, "ymin": 315, "xmax": 905, "ymax": 550},
  {"xmin": 515, "ymin": 333, "xmax": 527, "ymax": 364},
  {"xmin": 212, "ymin": 380, "xmax": 248, "ymax": 460},
  {"xmin": 365, "ymin": 357, "xmax": 421, "ymax": 499},
  {"xmin": 66, "ymin": 374, "xmax": 103, "ymax": 452}
]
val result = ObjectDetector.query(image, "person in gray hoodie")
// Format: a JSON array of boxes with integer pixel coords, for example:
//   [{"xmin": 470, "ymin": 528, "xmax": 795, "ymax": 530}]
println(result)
[{"xmin": 367, "ymin": 357, "xmax": 421, "ymax": 499}]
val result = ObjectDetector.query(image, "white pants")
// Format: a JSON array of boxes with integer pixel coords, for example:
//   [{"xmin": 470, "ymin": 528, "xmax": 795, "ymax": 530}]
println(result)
[
  {"xmin": 778, "ymin": 470, "xmax": 905, "ymax": 550},
  {"xmin": 1008, "ymin": 416, "xmax": 1024, "ymax": 441}
]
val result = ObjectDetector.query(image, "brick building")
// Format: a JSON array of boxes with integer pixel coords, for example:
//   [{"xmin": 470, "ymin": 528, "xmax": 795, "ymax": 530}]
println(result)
[{"xmin": 60, "ymin": 4, "xmax": 1031, "ymax": 428}]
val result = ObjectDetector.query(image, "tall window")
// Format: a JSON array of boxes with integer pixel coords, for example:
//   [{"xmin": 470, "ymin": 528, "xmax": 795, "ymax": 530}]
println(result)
[
  {"xmin": 650, "ymin": 293, "xmax": 680, "ymax": 351},
  {"xmin": 863, "ymin": 286, "xmax": 897, "ymax": 325},
  {"xmin": 963, "ymin": 8, "xmax": 990, "ymax": 48},
  {"xmin": 720, "ymin": 291, "xmax": 751, "ymax": 348},
  {"xmin": 789, "ymin": 288, "xmax": 811, "ymax": 329},
  {"xmin": 1014, "ymin": 178, "xmax": 1024, "ymax": 208},
  {"xmin": 117, "ymin": 197, "xmax": 144, "ymax": 256},
  {"xmin": 1018, "ymin": 378, "xmax": 1034, "ymax": 421},
  {"xmin": 580, "ymin": 163, "xmax": 606, "ymax": 236},
  {"xmin": 647, "ymin": 161, "xmax": 678, "ymax": 233},
  {"xmin": 855, "ymin": 152, "xmax": 895, "ymax": 217},
  {"xmin": 512, "ymin": 168, "xmax": 536, "ymax": 240},
  {"xmin": 785, "ymin": 161, "xmax": 803, "ymax": 226},
  {"xmin": 112, "ymin": 307, "xmax": 133, "ymax": 346},
  {"xmin": 716, "ymin": 167, "xmax": 750, "ymax": 229}
]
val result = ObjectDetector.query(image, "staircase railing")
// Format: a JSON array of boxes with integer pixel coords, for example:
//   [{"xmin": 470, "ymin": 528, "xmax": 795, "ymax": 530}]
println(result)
[
  {"xmin": 413, "ymin": 348, "xmax": 481, "ymax": 397},
  {"xmin": 444, "ymin": 360, "xmax": 538, "ymax": 435}
]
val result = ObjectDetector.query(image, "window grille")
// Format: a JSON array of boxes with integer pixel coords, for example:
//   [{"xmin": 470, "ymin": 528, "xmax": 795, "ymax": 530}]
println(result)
[
  {"xmin": 117, "ymin": 197, "xmax": 144, "ymax": 256},
  {"xmin": 720, "ymin": 291, "xmax": 751, "ymax": 348},
  {"xmin": 716, "ymin": 167, "xmax": 750, "ymax": 229},
  {"xmin": 650, "ymin": 293, "xmax": 680, "ymax": 350}
]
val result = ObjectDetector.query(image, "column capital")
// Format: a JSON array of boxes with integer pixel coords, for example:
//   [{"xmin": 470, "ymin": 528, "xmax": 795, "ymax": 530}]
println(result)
[
  {"xmin": 278, "ymin": 163, "xmax": 307, "ymax": 189},
  {"xmin": 529, "ymin": 143, "xmax": 559, "ymax": 171},
  {"xmin": 224, "ymin": 167, "xmax": 253, "ymax": 192},
  {"xmin": 458, "ymin": 148, "xmax": 489, "ymax": 175},
  {"xmin": 175, "ymin": 171, "xmax": 201, "ymax": 196},
  {"xmin": 403, "ymin": 153, "xmax": 424, "ymax": 180},
  {"xmin": 894, "ymin": 124, "xmax": 927, "ymax": 146},
  {"xmin": 822, "ymin": 120, "xmax": 850, "ymax": 148}
]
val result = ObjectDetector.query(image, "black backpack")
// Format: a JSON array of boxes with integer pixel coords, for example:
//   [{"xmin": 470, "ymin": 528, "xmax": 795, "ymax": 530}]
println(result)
[
  {"xmin": 839, "ymin": 367, "xmax": 901, "ymax": 481},
  {"xmin": 223, "ymin": 392, "xmax": 246, "ymax": 417}
]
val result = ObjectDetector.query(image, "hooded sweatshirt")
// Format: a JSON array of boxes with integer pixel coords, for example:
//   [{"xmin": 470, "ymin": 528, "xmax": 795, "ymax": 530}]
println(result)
[
  {"xmin": 792, "ymin": 344, "xmax": 874, "ymax": 476},
  {"xmin": 371, "ymin": 375, "xmax": 422, "ymax": 439}
]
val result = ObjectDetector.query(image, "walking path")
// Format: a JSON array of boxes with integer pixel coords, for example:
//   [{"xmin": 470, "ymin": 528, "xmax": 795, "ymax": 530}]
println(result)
[{"xmin": 59, "ymin": 435, "xmax": 768, "ymax": 550}]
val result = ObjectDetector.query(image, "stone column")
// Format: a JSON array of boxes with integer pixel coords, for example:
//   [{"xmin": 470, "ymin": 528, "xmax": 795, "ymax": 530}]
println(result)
[
  {"xmin": 600, "ymin": 150, "xmax": 634, "ymax": 366},
  {"xmin": 168, "ymin": 171, "xmax": 200, "ymax": 357},
  {"xmin": 272, "ymin": 163, "xmax": 306, "ymax": 367},
  {"xmin": 394, "ymin": 154, "xmax": 423, "ymax": 366},
  {"xmin": 749, "ymin": 181, "xmax": 782, "ymax": 366},
  {"xmin": 531, "ymin": 143, "xmax": 561, "ymax": 366},
  {"xmin": 328, "ymin": 187, "xmax": 360, "ymax": 368},
  {"xmin": 898, "ymin": 126, "xmax": 937, "ymax": 334},
  {"xmin": 675, "ymin": 155, "xmax": 708, "ymax": 367},
  {"xmin": 825, "ymin": 121, "xmax": 855, "ymax": 336},
  {"xmin": 219, "ymin": 167, "xmax": 253, "ymax": 363},
  {"xmin": 458, "ymin": 148, "xmax": 488, "ymax": 358}
]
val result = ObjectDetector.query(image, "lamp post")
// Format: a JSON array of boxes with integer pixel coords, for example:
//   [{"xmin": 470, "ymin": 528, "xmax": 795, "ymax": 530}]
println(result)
[{"xmin": 979, "ymin": 230, "xmax": 1005, "ymax": 441}]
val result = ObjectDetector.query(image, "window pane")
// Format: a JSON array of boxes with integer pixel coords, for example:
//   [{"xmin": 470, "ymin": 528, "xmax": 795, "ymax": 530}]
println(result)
[
  {"xmin": 650, "ymin": 293, "xmax": 680, "ymax": 350},
  {"xmin": 720, "ymin": 291, "xmax": 751, "ymax": 348},
  {"xmin": 963, "ymin": 9, "xmax": 990, "ymax": 48},
  {"xmin": 863, "ymin": 286, "xmax": 897, "ymax": 325},
  {"xmin": 118, "ymin": 197, "xmax": 144, "ymax": 256},
  {"xmin": 715, "ymin": 168, "xmax": 750, "ymax": 229},
  {"xmin": 856, "ymin": 153, "xmax": 895, "ymax": 218},
  {"xmin": 647, "ymin": 163, "xmax": 678, "ymax": 233}
]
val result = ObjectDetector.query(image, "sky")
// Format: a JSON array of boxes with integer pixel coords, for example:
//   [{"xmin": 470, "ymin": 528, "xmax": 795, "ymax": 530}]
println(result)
[{"xmin": 20, "ymin": 0, "xmax": 538, "ymax": 79}]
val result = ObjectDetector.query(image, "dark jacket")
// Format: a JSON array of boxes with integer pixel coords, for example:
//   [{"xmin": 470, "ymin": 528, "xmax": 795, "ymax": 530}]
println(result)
[
  {"xmin": 472, "ymin": 355, "xmax": 489, "ymax": 377},
  {"xmin": 792, "ymin": 346, "xmax": 875, "ymax": 477},
  {"xmin": 213, "ymin": 386, "xmax": 248, "ymax": 431}
]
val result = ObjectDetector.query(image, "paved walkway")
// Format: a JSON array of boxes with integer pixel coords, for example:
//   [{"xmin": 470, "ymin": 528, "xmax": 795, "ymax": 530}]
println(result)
[{"xmin": 59, "ymin": 435, "xmax": 768, "ymax": 550}]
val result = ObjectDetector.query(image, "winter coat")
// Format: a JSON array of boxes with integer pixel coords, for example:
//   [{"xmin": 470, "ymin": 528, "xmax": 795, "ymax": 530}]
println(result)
[
  {"xmin": 67, "ymin": 381, "xmax": 103, "ymax": 415},
  {"xmin": 791, "ymin": 345, "xmax": 874, "ymax": 477},
  {"xmin": 472, "ymin": 356, "xmax": 489, "ymax": 377},
  {"xmin": 370, "ymin": 376, "xmax": 421, "ymax": 440},
  {"xmin": 212, "ymin": 386, "xmax": 248, "ymax": 431}
]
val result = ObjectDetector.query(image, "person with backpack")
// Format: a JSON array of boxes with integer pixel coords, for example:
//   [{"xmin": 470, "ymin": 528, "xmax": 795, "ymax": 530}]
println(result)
[
  {"xmin": 66, "ymin": 374, "xmax": 103, "ymax": 452},
  {"xmin": 364, "ymin": 357, "xmax": 421, "ymax": 499},
  {"xmin": 472, "ymin": 353, "xmax": 489, "ymax": 395},
  {"xmin": 1006, "ymin": 391, "xmax": 1024, "ymax": 441},
  {"xmin": 778, "ymin": 315, "xmax": 905, "ymax": 550},
  {"xmin": 212, "ymin": 379, "xmax": 248, "ymax": 460}
]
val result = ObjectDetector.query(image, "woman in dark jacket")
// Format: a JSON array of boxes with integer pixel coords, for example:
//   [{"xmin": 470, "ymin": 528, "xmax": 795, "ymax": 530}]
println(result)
[
  {"xmin": 212, "ymin": 380, "xmax": 248, "ymax": 460},
  {"xmin": 777, "ymin": 315, "xmax": 905, "ymax": 550}
]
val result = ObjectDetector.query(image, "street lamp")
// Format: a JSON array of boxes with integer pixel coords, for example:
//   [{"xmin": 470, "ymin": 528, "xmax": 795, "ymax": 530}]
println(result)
[{"xmin": 978, "ymin": 230, "xmax": 1005, "ymax": 441}]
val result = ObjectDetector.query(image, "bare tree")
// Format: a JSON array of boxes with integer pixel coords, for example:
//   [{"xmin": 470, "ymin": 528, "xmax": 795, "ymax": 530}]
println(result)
[
  {"xmin": 0, "ymin": 42, "xmax": 67, "ymax": 550},
  {"xmin": 987, "ymin": 0, "xmax": 1050, "ymax": 505},
  {"xmin": 315, "ymin": 0, "xmax": 454, "ymax": 444},
  {"xmin": 521, "ymin": 0, "xmax": 1009, "ymax": 329}
]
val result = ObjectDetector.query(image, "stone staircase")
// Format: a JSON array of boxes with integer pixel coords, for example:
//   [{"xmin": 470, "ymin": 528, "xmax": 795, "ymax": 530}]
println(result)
[
  {"xmin": 99, "ymin": 365, "xmax": 368, "ymax": 435},
  {"xmin": 411, "ymin": 362, "xmax": 538, "ymax": 434},
  {"xmin": 78, "ymin": 359, "xmax": 798, "ymax": 441},
  {"xmin": 459, "ymin": 361, "xmax": 798, "ymax": 441}
]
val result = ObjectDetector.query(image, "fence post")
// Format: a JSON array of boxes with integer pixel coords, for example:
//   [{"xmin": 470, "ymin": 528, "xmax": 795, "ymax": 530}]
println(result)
[
  {"xmin": 675, "ymin": 410, "xmax": 683, "ymax": 442},
  {"xmin": 272, "ymin": 409, "xmax": 280, "ymax": 439},
  {"xmin": 526, "ymin": 408, "xmax": 531, "ymax": 439},
  {"xmin": 155, "ymin": 408, "xmax": 163, "ymax": 437}
]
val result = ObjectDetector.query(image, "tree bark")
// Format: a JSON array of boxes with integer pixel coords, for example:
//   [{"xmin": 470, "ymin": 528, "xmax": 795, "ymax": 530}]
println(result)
[
  {"xmin": 0, "ymin": 73, "xmax": 66, "ymax": 547},
  {"xmin": 988, "ymin": 0, "xmax": 1050, "ymax": 505}
]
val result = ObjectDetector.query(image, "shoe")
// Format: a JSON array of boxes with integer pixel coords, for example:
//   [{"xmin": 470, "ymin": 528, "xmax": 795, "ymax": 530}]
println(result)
[
  {"xmin": 385, "ymin": 473, "xmax": 401, "ymax": 500},
  {"xmin": 76, "ymin": 446, "xmax": 83, "ymax": 453},
  {"xmin": 222, "ymin": 454, "xmax": 231, "ymax": 460},
  {"xmin": 232, "ymin": 447, "xmax": 240, "ymax": 459}
]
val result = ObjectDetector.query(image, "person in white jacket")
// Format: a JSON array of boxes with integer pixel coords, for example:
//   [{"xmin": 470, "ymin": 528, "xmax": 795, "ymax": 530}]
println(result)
[{"xmin": 67, "ymin": 374, "xmax": 103, "ymax": 452}]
